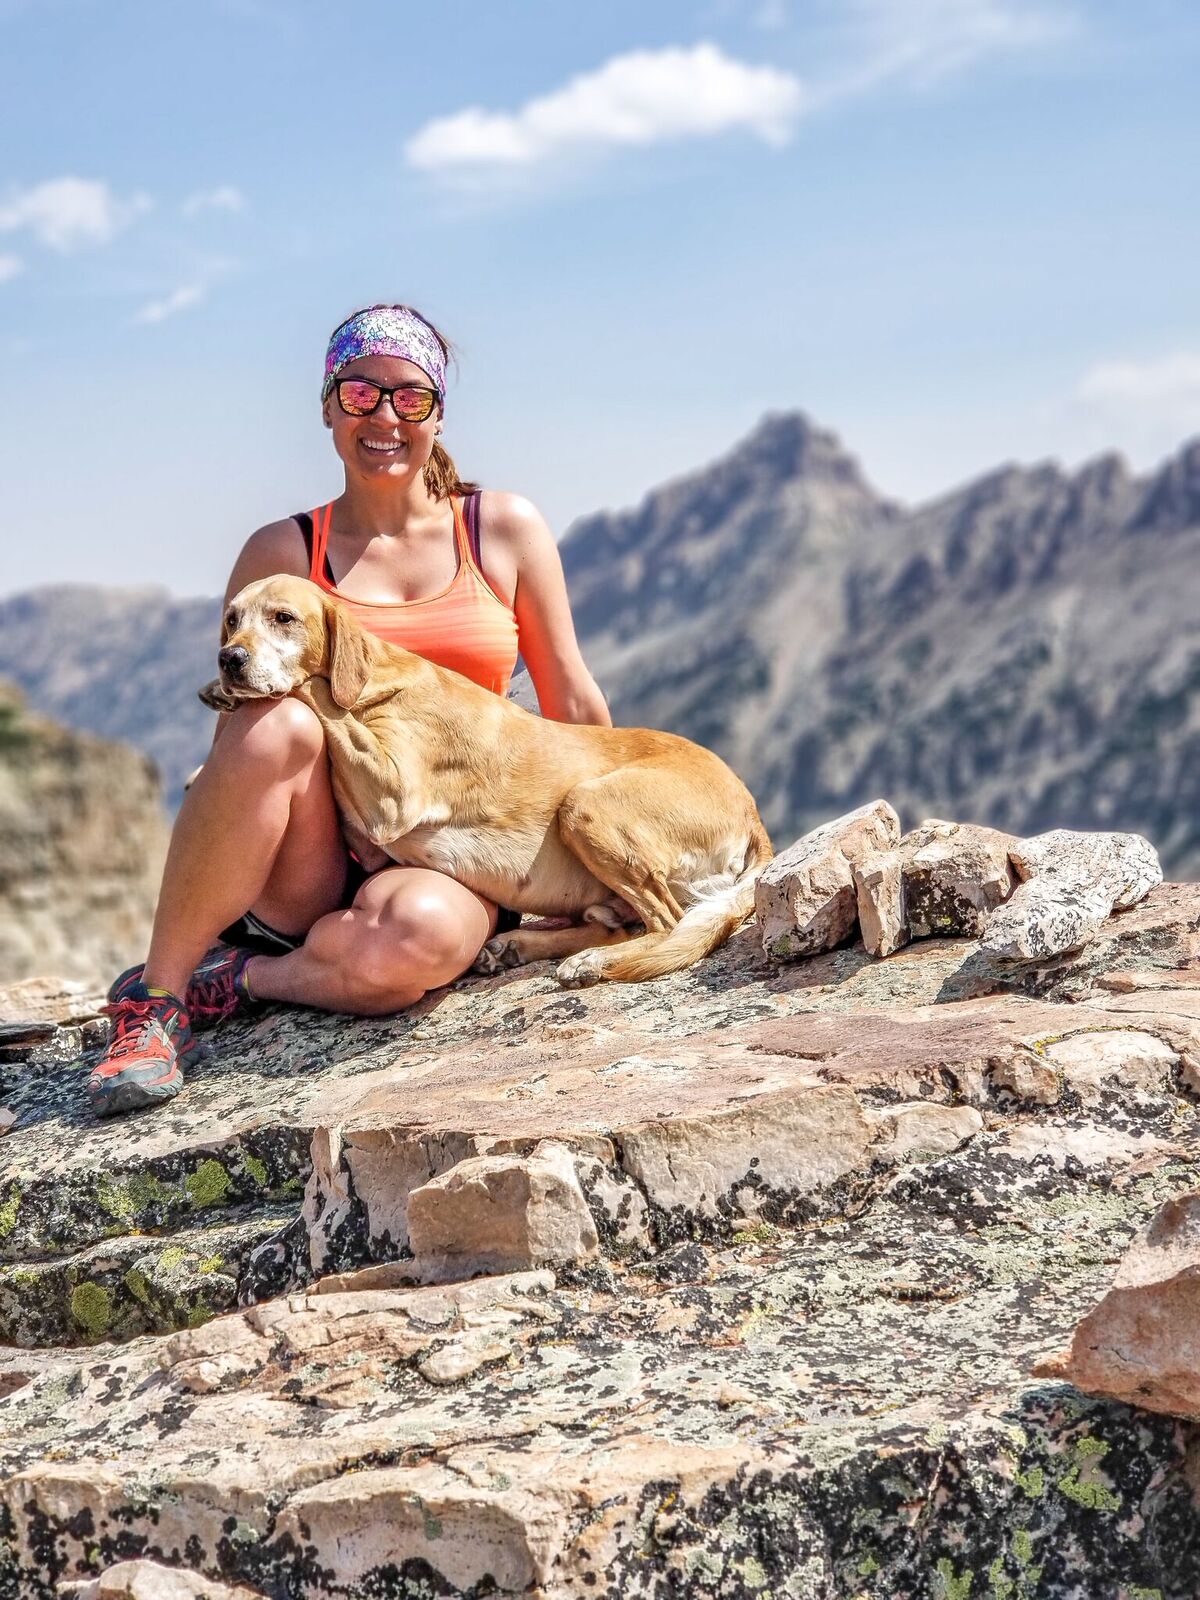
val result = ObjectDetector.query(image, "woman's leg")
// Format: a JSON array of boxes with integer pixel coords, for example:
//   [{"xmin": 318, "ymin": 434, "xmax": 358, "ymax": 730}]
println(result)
[
  {"xmin": 245, "ymin": 867, "xmax": 498, "ymax": 1015},
  {"xmin": 142, "ymin": 697, "xmax": 348, "ymax": 998}
]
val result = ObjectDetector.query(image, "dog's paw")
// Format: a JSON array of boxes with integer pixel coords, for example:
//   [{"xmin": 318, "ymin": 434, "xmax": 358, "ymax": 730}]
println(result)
[
  {"xmin": 556, "ymin": 950, "xmax": 605, "ymax": 988},
  {"xmin": 472, "ymin": 936, "xmax": 526, "ymax": 977}
]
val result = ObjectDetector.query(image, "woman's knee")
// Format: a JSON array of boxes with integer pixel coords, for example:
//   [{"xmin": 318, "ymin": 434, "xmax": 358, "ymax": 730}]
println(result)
[
  {"xmin": 222, "ymin": 697, "xmax": 325, "ymax": 774},
  {"xmin": 332, "ymin": 880, "xmax": 489, "ymax": 1000}
]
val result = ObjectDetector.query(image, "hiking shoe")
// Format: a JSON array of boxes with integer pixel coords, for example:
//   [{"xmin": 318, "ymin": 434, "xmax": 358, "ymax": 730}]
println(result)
[
  {"xmin": 108, "ymin": 943, "xmax": 257, "ymax": 1030},
  {"xmin": 87, "ymin": 983, "xmax": 192, "ymax": 1118}
]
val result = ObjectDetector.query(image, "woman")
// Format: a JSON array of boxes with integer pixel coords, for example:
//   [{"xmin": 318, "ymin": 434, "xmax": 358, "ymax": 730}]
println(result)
[{"xmin": 90, "ymin": 304, "xmax": 610, "ymax": 1117}]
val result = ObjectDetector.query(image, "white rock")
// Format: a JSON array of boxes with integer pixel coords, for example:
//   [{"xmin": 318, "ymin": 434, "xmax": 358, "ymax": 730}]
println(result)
[{"xmin": 982, "ymin": 829, "xmax": 1162, "ymax": 961}]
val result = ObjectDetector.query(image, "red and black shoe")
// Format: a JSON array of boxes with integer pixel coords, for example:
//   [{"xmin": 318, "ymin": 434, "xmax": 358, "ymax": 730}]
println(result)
[
  {"xmin": 87, "ymin": 983, "xmax": 194, "ymax": 1118},
  {"xmin": 108, "ymin": 944, "xmax": 258, "ymax": 1031}
]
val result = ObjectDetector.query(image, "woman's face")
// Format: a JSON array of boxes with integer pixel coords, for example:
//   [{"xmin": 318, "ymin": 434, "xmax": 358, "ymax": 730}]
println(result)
[{"xmin": 322, "ymin": 353, "xmax": 442, "ymax": 486}]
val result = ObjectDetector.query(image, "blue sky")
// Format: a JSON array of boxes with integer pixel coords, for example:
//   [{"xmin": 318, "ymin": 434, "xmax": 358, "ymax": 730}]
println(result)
[{"xmin": 1, "ymin": 0, "xmax": 1197, "ymax": 597}]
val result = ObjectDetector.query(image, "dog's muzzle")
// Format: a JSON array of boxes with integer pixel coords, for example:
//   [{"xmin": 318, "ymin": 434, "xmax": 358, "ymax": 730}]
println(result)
[{"xmin": 218, "ymin": 644, "xmax": 250, "ymax": 680}]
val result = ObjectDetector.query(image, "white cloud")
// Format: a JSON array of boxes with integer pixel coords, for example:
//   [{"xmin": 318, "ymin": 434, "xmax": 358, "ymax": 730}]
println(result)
[
  {"xmin": 404, "ymin": 43, "xmax": 804, "ymax": 172},
  {"xmin": 1069, "ymin": 351, "xmax": 1200, "ymax": 461},
  {"xmin": 181, "ymin": 185, "xmax": 247, "ymax": 218},
  {"xmin": 134, "ymin": 283, "xmax": 206, "ymax": 325},
  {"xmin": 0, "ymin": 254, "xmax": 23, "ymax": 284},
  {"xmin": 0, "ymin": 177, "xmax": 152, "ymax": 251}
]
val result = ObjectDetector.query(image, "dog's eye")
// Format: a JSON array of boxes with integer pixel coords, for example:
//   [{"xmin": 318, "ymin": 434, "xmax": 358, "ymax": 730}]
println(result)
[
  {"xmin": 224, "ymin": 610, "xmax": 236, "ymax": 630},
  {"xmin": 274, "ymin": 610, "xmax": 297, "ymax": 626}
]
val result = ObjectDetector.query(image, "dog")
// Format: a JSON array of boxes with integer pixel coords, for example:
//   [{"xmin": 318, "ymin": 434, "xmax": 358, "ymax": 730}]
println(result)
[{"xmin": 212, "ymin": 575, "xmax": 772, "ymax": 986}]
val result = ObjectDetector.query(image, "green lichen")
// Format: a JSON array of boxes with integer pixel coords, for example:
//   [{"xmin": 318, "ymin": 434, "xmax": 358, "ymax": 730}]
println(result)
[
  {"xmin": 123, "ymin": 1268, "xmax": 151, "ymax": 1305},
  {"xmin": 1057, "ymin": 1436, "xmax": 1121, "ymax": 1513},
  {"xmin": 5, "ymin": 1267, "xmax": 38, "ymax": 1289},
  {"xmin": 185, "ymin": 1159, "xmax": 233, "ymax": 1209},
  {"xmin": 186, "ymin": 1299, "xmax": 211, "ymax": 1328},
  {"xmin": 1011, "ymin": 1531, "xmax": 1034, "ymax": 1565},
  {"xmin": 858, "ymin": 1552, "xmax": 879, "ymax": 1576},
  {"xmin": 97, "ymin": 1170, "xmax": 170, "ymax": 1223},
  {"xmin": 732, "ymin": 1223, "xmax": 780, "ymax": 1246},
  {"xmin": 988, "ymin": 1558, "xmax": 1014, "ymax": 1600},
  {"xmin": 1128, "ymin": 1588, "xmax": 1163, "ymax": 1599},
  {"xmin": 197, "ymin": 1255, "xmax": 224, "ymax": 1275},
  {"xmin": 0, "ymin": 1183, "xmax": 22, "ymax": 1244},
  {"xmin": 935, "ymin": 1558, "xmax": 974, "ymax": 1599},
  {"xmin": 1014, "ymin": 1464, "xmax": 1044, "ymax": 1498},
  {"xmin": 739, "ymin": 1554, "xmax": 769, "ymax": 1590},
  {"xmin": 243, "ymin": 1152, "xmax": 269, "ymax": 1186},
  {"xmin": 70, "ymin": 1281, "xmax": 113, "ymax": 1340},
  {"xmin": 421, "ymin": 1506, "xmax": 443, "ymax": 1541},
  {"xmin": 157, "ymin": 1247, "xmax": 187, "ymax": 1272}
]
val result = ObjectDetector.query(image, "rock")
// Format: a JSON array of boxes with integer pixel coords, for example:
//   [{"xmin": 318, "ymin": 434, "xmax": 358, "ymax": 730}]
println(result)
[
  {"xmin": 868, "ymin": 1102, "xmax": 983, "ymax": 1164},
  {"xmin": 0, "ymin": 1107, "xmax": 15, "ymax": 1135},
  {"xmin": 854, "ymin": 819, "xmax": 1019, "ymax": 959},
  {"xmin": 1039, "ymin": 1029, "xmax": 1179, "ymax": 1103},
  {"xmin": 757, "ymin": 798, "xmax": 900, "ymax": 960},
  {"xmin": 1036, "ymin": 1190, "xmax": 1200, "ymax": 1419},
  {"xmin": 59, "ymin": 1559, "xmax": 264, "ymax": 1597},
  {"xmin": 853, "ymin": 849, "xmax": 907, "ymax": 957},
  {"xmin": 407, "ymin": 1142, "xmax": 600, "ymax": 1277},
  {"xmin": 5, "ymin": 887, "xmax": 1200, "ymax": 1596},
  {"xmin": 900, "ymin": 818, "xmax": 1018, "ymax": 940},
  {"xmin": 983, "ymin": 828, "xmax": 1163, "ymax": 961}
]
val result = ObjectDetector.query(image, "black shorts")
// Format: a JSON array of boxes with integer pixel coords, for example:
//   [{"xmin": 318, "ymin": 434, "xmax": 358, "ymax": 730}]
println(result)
[{"xmin": 218, "ymin": 859, "xmax": 520, "ymax": 957}]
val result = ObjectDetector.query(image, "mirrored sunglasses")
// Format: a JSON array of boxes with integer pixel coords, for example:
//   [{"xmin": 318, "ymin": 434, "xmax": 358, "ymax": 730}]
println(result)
[{"xmin": 335, "ymin": 379, "xmax": 440, "ymax": 422}]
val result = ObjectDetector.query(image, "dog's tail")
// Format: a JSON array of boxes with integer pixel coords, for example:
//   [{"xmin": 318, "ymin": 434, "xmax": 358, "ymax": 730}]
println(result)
[{"xmin": 595, "ymin": 826, "xmax": 773, "ymax": 984}]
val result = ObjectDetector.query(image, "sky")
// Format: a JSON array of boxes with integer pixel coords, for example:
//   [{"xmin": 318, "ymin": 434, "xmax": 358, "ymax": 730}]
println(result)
[{"xmin": 1, "ymin": 0, "xmax": 1197, "ymax": 598}]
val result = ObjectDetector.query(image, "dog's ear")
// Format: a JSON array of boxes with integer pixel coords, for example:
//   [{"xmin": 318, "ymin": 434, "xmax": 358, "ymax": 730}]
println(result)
[
  {"xmin": 198, "ymin": 677, "xmax": 238, "ymax": 712},
  {"xmin": 326, "ymin": 599, "xmax": 374, "ymax": 709}
]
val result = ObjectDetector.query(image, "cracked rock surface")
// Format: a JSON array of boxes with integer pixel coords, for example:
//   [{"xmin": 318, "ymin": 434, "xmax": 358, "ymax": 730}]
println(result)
[{"xmin": 1, "ymin": 885, "xmax": 1200, "ymax": 1596}]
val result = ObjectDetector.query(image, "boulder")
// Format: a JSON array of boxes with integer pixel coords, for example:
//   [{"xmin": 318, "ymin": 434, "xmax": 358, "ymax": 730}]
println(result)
[
  {"xmin": 983, "ymin": 829, "xmax": 1162, "ymax": 961},
  {"xmin": 1035, "ymin": 1190, "xmax": 1200, "ymax": 1419},
  {"xmin": 854, "ymin": 819, "xmax": 1019, "ymax": 958},
  {"xmin": 406, "ymin": 1142, "xmax": 600, "ymax": 1277},
  {"xmin": 757, "ymin": 799, "xmax": 900, "ymax": 960},
  {"xmin": 899, "ymin": 818, "xmax": 1018, "ymax": 940}
]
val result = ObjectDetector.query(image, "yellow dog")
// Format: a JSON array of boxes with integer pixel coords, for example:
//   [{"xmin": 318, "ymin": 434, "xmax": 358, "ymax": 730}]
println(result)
[{"xmin": 214, "ymin": 575, "xmax": 772, "ymax": 985}]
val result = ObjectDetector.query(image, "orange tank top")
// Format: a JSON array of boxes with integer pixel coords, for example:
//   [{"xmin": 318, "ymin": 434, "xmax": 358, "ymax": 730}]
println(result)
[{"xmin": 302, "ymin": 495, "xmax": 520, "ymax": 697}]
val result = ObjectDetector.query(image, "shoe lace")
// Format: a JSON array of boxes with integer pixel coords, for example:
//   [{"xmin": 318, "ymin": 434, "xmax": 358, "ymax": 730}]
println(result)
[
  {"xmin": 101, "ymin": 999, "xmax": 168, "ymax": 1058},
  {"xmin": 190, "ymin": 952, "xmax": 242, "ymax": 1012}
]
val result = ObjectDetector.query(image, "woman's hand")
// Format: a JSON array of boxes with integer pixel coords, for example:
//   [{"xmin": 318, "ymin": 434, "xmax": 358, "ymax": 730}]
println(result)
[{"xmin": 482, "ymin": 492, "xmax": 611, "ymax": 727}]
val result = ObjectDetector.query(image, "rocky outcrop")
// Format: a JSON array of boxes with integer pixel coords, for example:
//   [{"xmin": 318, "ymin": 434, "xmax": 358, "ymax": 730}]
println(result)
[
  {"xmin": 2, "ymin": 883, "xmax": 1200, "ymax": 1594},
  {"xmin": 0, "ymin": 684, "xmax": 168, "ymax": 986}
]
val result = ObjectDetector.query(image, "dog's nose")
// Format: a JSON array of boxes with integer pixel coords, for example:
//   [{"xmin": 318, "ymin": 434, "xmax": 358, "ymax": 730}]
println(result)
[{"xmin": 219, "ymin": 645, "xmax": 250, "ymax": 677}]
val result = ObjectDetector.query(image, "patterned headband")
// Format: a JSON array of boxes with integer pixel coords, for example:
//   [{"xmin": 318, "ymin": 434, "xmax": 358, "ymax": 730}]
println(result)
[{"xmin": 322, "ymin": 306, "xmax": 447, "ymax": 400}]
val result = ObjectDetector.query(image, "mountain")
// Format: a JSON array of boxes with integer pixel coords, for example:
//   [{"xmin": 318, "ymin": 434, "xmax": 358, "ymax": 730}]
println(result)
[
  {"xmin": 2, "ymin": 415, "xmax": 1199, "ymax": 871},
  {"xmin": 0, "ymin": 587, "xmax": 219, "ymax": 808},
  {"xmin": 0, "ymin": 681, "xmax": 168, "ymax": 983},
  {"xmin": 558, "ymin": 416, "xmax": 1200, "ymax": 874}
]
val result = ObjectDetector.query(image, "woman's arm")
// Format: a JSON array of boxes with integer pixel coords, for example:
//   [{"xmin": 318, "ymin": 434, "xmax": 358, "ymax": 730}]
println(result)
[{"xmin": 483, "ymin": 492, "xmax": 612, "ymax": 727}]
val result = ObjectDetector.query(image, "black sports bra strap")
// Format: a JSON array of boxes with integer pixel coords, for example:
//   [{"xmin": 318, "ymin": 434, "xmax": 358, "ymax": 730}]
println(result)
[
  {"xmin": 293, "ymin": 511, "xmax": 315, "ymax": 574},
  {"xmin": 462, "ymin": 490, "xmax": 482, "ymax": 569}
]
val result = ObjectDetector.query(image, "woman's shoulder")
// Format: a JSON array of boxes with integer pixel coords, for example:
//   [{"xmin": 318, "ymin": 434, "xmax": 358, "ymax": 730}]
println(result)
[
  {"xmin": 224, "ymin": 516, "xmax": 310, "ymax": 601},
  {"xmin": 476, "ymin": 490, "xmax": 552, "ymax": 550}
]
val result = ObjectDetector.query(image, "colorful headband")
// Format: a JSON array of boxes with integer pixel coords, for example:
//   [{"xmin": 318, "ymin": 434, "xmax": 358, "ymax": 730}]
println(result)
[{"xmin": 322, "ymin": 306, "xmax": 447, "ymax": 400}]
